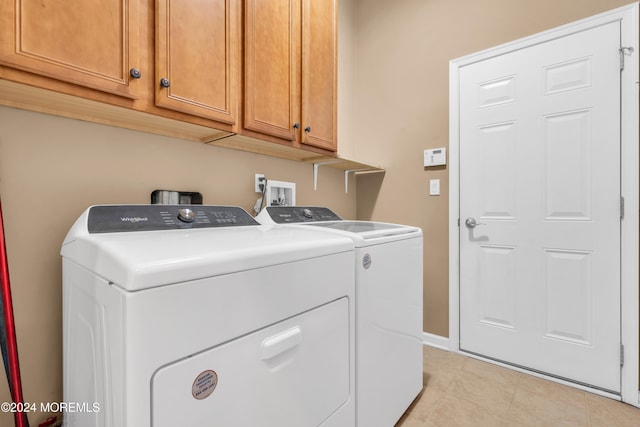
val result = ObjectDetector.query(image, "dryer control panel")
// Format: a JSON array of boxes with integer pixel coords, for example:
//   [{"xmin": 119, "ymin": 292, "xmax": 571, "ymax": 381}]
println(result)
[
  {"xmin": 262, "ymin": 206, "xmax": 341, "ymax": 224},
  {"xmin": 87, "ymin": 205, "xmax": 258, "ymax": 233}
]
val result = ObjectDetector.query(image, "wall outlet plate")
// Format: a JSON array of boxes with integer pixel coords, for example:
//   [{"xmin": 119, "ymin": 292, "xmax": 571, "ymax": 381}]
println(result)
[{"xmin": 255, "ymin": 174, "xmax": 265, "ymax": 193}]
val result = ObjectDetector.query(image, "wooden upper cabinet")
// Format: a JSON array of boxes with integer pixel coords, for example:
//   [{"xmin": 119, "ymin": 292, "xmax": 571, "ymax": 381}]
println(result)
[
  {"xmin": 244, "ymin": 0, "xmax": 300, "ymax": 141},
  {"xmin": 0, "ymin": 0, "xmax": 140, "ymax": 98},
  {"xmin": 155, "ymin": 0, "xmax": 239, "ymax": 124},
  {"xmin": 244, "ymin": 0, "xmax": 337, "ymax": 152},
  {"xmin": 301, "ymin": 0, "xmax": 337, "ymax": 151}
]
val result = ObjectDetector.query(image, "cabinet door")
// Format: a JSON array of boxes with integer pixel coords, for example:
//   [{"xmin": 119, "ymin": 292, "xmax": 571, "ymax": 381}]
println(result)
[
  {"xmin": 156, "ymin": 0, "xmax": 239, "ymax": 124},
  {"xmin": 301, "ymin": 0, "xmax": 337, "ymax": 151},
  {"xmin": 0, "ymin": 0, "xmax": 140, "ymax": 98},
  {"xmin": 244, "ymin": 0, "xmax": 301, "ymax": 141}
]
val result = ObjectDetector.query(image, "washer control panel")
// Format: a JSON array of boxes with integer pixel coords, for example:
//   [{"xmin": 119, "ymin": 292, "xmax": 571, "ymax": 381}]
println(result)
[
  {"xmin": 263, "ymin": 206, "xmax": 341, "ymax": 223},
  {"xmin": 87, "ymin": 205, "xmax": 258, "ymax": 233}
]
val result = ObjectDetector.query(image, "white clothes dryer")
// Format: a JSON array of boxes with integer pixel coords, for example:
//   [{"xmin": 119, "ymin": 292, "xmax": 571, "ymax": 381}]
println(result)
[
  {"xmin": 256, "ymin": 206, "xmax": 423, "ymax": 427},
  {"xmin": 61, "ymin": 205, "xmax": 355, "ymax": 427}
]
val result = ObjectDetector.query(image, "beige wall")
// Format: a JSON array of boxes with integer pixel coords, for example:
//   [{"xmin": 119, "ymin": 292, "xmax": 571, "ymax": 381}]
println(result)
[
  {"xmin": 0, "ymin": 106, "xmax": 356, "ymax": 425},
  {"xmin": 351, "ymin": 0, "xmax": 633, "ymax": 337},
  {"xmin": 0, "ymin": 1, "xmax": 636, "ymax": 424}
]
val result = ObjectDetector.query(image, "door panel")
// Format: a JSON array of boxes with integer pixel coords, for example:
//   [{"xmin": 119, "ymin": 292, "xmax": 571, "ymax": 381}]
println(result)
[
  {"xmin": 476, "ymin": 122, "xmax": 518, "ymax": 219},
  {"xmin": 0, "ymin": 0, "xmax": 139, "ymax": 98},
  {"xmin": 156, "ymin": 0, "xmax": 239, "ymax": 123},
  {"xmin": 477, "ymin": 245, "xmax": 517, "ymax": 330},
  {"xmin": 244, "ymin": 0, "xmax": 300, "ymax": 140},
  {"xmin": 459, "ymin": 21, "xmax": 621, "ymax": 392},
  {"xmin": 543, "ymin": 249, "xmax": 593, "ymax": 344},
  {"xmin": 543, "ymin": 110, "xmax": 592, "ymax": 220},
  {"xmin": 300, "ymin": 0, "xmax": 337, "ymax": 151}
]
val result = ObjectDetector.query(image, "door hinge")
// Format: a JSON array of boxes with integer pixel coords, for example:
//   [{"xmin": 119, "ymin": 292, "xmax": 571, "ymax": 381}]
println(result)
[
  {"xmin": 620, "ymin": 46, "xmax": 634, "ymax": 71},
  {"xmin": 620, "ymin": 196, "xmax": 625, "ymax": 219},
  {"xmin": 620, "ymin": 343, "xmax": 625, "ymax": 367},
  {"xmin": 457, "ymin": 218, "xmax": 460, "ymax": 227}
]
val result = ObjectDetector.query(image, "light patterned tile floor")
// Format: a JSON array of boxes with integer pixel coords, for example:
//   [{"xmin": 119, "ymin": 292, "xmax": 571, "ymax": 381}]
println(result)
[{"xmin": 396, "ymin": 346, "xmax": 640, "ymax": 427}]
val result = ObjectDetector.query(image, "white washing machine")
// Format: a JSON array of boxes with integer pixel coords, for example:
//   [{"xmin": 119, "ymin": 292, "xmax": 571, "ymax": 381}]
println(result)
[
  {"xmin": 61, "ymin": 205, "xmax": 355, "ymax": 427},
  {"xmin": 257, "ymin": 206, "xmax": 424, "ymax": 427}
]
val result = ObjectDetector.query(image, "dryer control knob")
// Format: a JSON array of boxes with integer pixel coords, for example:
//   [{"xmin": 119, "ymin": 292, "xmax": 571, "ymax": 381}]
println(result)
[
  {"xmin": 177, "ymin": 208, "xmax": 195, "ymax": 223},
  {"xmin": 303, "ymin": 208, "xmax": 313, "ymax": 219}
]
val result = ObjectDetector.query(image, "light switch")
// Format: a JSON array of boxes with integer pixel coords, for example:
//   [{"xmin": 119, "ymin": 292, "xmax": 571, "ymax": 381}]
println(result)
[
  {"xmin": 429, "ymin": 179, "xmax": 440, "ymax": 196},
  {"xmin": 424, "ymin": 148, "xmax": 447, "ymax": 167}
]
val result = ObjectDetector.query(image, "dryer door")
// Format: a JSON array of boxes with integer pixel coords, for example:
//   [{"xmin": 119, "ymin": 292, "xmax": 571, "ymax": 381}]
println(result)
[{"xmin": 151, "ymin": 298, "xmax": 350, "ymax": 427}]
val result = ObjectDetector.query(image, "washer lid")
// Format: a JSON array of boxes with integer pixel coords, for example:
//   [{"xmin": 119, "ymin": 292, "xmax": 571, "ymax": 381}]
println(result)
[
  {"xmin": 310, "ymin": 221, "xmax": 405, "ymax": 233},
  {"xmin": 256, "ymin": 206, "xmax": 422, "ymax": 243},
  {"xmin": 305, "ymin": 221, "xmax": 421, "ymax": 241},
  {"xmin": 61, "ymin": 205, "xmax": 353, "ymax": 291}
]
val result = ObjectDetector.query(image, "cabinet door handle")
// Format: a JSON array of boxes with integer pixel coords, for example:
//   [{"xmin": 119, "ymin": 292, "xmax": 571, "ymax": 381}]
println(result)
[
  {"xmin": 159, "ymin": 78, "xmax": 171, "ymax": 88},
  {"xmin": 293, "ymin": 123, "xmax": 300, "ymax": 129},
  {"xmin": 129, "ymin": 68, "xmax": 141, "ymax": 79},
  {"xmin": 304, "ymin": 126, "xmax": 311, "ymax": 133}
]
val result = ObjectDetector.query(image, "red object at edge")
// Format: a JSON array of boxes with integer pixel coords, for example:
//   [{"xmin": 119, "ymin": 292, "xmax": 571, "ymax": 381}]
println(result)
[
  {"xmin": 37, "ymin": 416, "xmax": 56, "ymax": 427},
  {"xmin": 0, "ymin": 199, "xmax": 28, "ymax": 427}
]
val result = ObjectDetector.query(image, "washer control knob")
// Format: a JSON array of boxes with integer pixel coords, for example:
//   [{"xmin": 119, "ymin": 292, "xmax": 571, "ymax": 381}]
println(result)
[
  {"xmin": 177, "ymin": 208, "xmax": 195, "ymax": 223},
  {"xmin": 302, "ymin": 208, "xmax": 313, "ymax": 219}
]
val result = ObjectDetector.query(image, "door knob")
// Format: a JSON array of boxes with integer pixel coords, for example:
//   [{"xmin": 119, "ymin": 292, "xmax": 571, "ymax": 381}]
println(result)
[{"xmin": 465, "ymin": 217, "xmax": 486, "ymax": 228}]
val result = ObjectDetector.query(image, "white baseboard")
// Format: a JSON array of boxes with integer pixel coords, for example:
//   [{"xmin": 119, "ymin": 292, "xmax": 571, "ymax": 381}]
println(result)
[{"xmin": 422, "ymin": 332, "xmax": 449, "ymax": 350}]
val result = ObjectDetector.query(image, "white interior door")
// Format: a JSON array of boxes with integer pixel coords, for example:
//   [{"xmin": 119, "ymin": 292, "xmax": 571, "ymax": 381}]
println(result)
[{"xmin": 459, "ymin": 21, "xmax": 621, "ymax": 392}]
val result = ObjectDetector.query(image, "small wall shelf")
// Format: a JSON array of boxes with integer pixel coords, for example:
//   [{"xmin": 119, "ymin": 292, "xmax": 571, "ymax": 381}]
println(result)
[{"xmin": 306, "ymin": 156, "xmax": 385, "ymax": 193}]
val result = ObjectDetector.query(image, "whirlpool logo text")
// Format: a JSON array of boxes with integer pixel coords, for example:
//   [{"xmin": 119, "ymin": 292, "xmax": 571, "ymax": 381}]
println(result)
[{"xmin": 120, "ymin": 216, "xmax": 149, "ymax": 223}]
